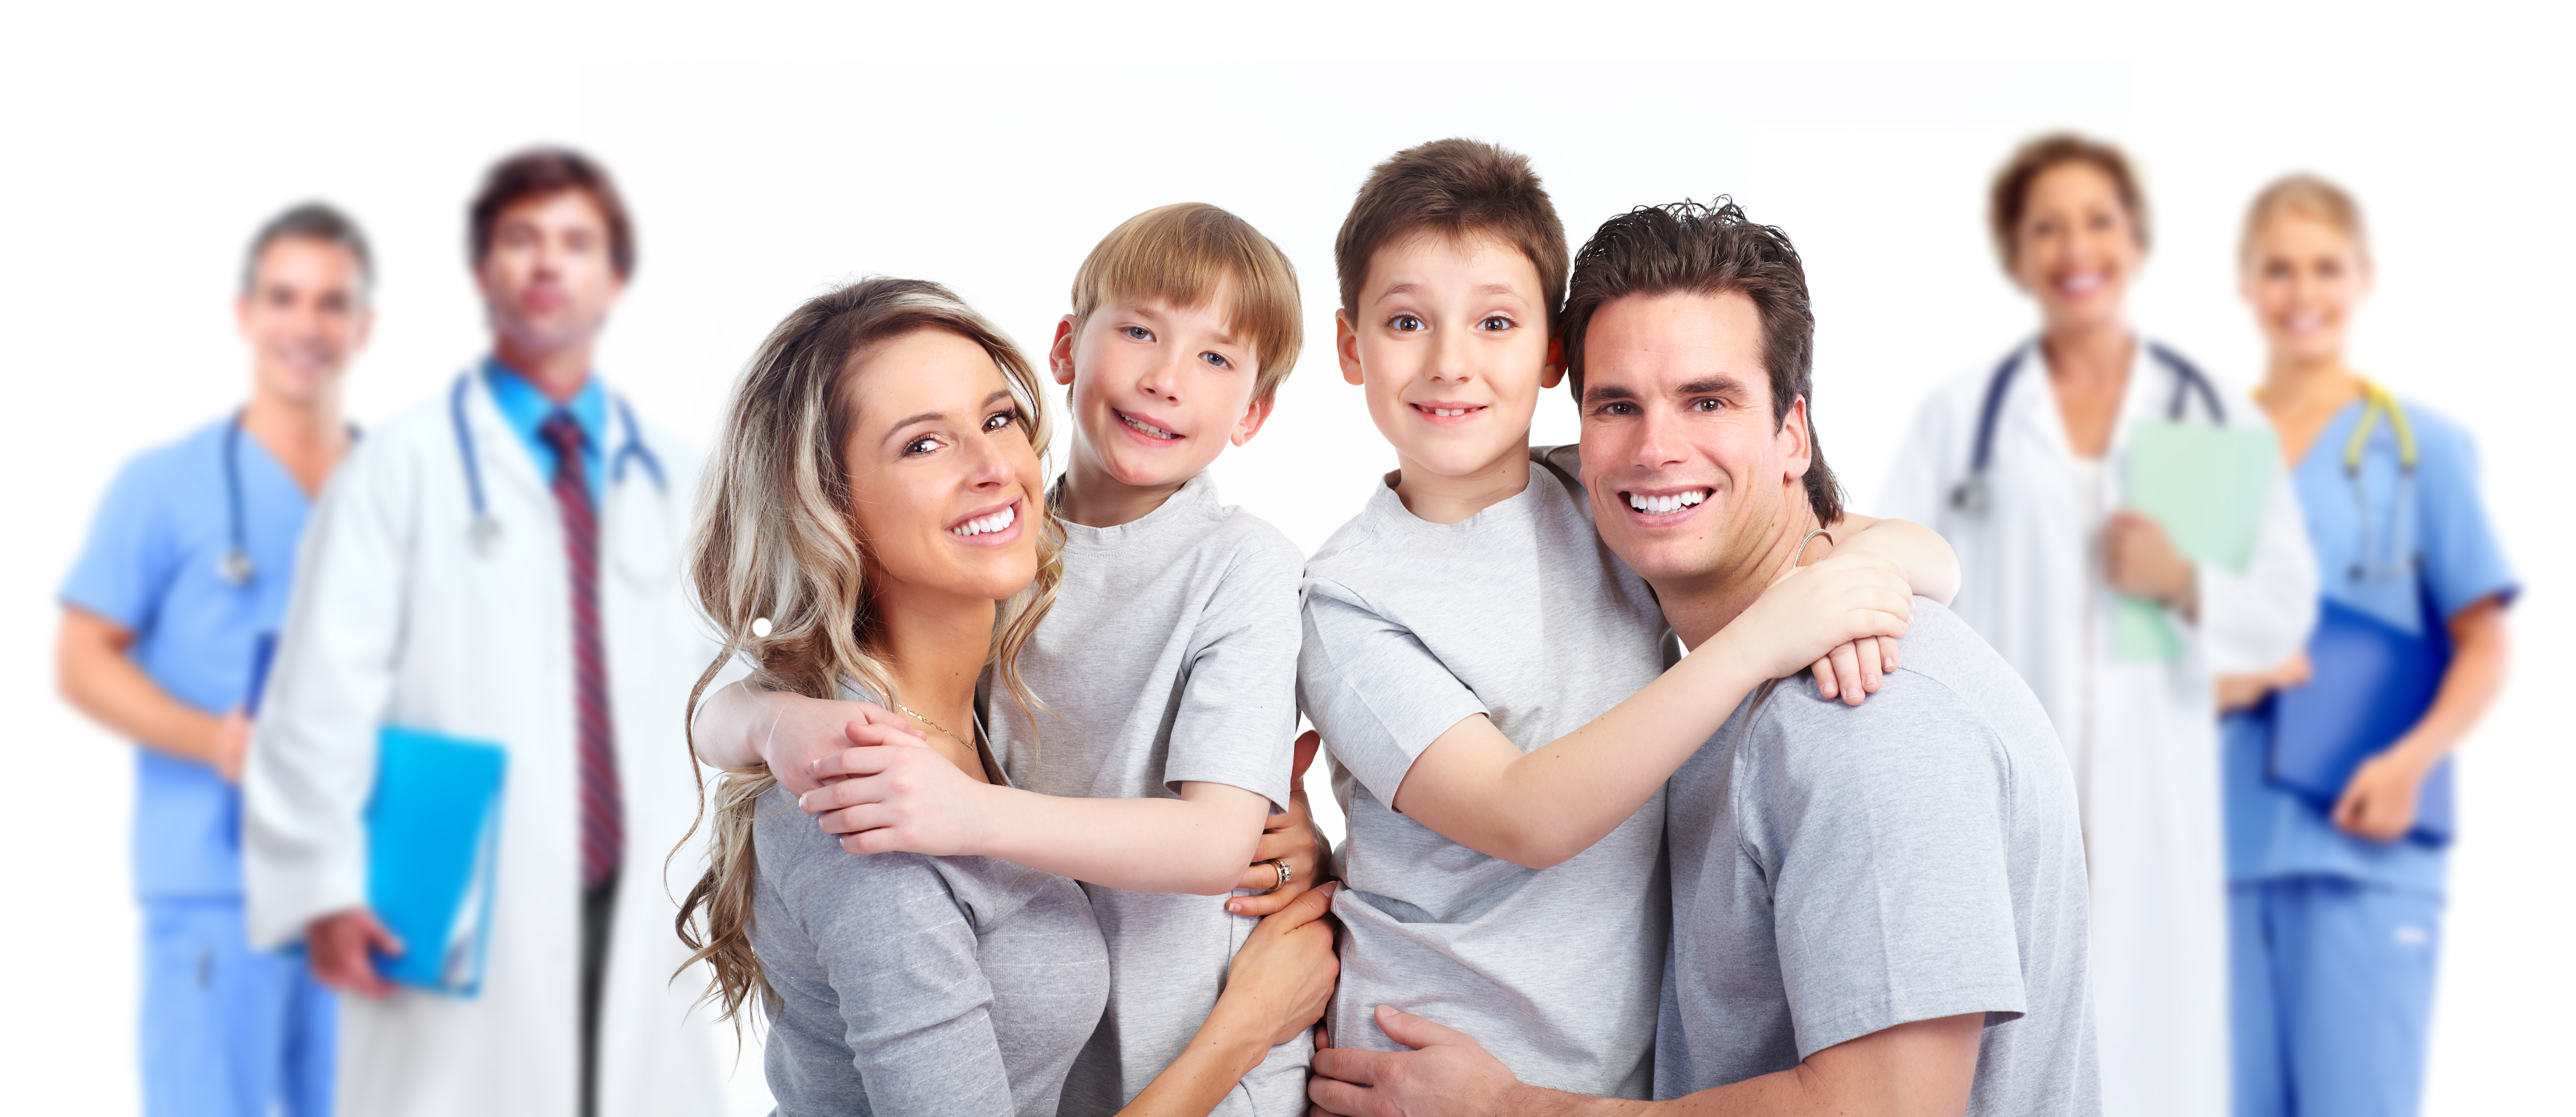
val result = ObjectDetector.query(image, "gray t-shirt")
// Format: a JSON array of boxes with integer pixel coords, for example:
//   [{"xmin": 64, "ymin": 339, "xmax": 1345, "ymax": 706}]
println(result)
[
  {"xmin": 989, "ymin": 472, "xmax": 1309, "ymax": 1117},
  {"xmin": 751, "ymin": 780, "xmax": 1110, "ymax": 1117},
  {"xmin": 1656, "ymin": 599, "xmax": 2099, "ymax": 1115},
  {"xmin": 1297, "ymin": 447, "xmax": 1674, "ymax": 1099}
]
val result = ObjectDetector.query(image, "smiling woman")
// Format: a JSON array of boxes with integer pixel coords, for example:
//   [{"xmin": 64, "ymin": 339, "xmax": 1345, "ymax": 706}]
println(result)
[{"xmin": 672, "ymin": 277, "xmax": 1109, "ymax": 1115}]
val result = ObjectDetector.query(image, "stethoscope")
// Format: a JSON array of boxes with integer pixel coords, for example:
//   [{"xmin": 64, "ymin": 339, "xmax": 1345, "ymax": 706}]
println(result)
[
  {"xmin": 218, "ymin": 410, "xmax": 360, "ymax": 588},
  {"xmin": 2342, "ymin": 378, "xmax": 2418, "ymax": 583},
  {"xmin": 1948, "ymin": 340, "xmax": 2228, "ymax": 516},
  {"xmin": 447, "ymin": 371, "xmax": 667, "ymax": 556}
]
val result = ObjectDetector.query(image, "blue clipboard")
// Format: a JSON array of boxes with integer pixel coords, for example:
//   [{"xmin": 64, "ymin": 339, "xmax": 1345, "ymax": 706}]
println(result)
[
  {"xmin": 364, "ymin": 726, "xmax": 509, "ymax": 995},
  {"xmin": 2267, "ymin": 594, "xmax": 2454, "ymax": 845}
]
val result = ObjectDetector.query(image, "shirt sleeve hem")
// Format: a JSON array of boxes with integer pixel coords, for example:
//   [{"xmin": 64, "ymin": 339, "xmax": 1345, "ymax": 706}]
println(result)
[{"xmin": 1790, "ymin": 981, "xmax": 2031, "ymax": 1062}]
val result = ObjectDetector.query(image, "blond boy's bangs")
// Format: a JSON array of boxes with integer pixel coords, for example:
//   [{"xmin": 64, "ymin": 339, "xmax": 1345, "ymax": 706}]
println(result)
[{"xmin": 1071, "ymin": 203, "xmax": 1304, "ymax": 401}]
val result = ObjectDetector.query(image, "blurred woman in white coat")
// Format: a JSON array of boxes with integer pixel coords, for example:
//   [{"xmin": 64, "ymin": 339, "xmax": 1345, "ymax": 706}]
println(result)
[
  {"xmin": 242, "ymin": 150, "xmax": 723, "ymax": 1117},
  {"xmin": 1880, "ymin": 134, "xmax": 2317, "ymax": 1117}
]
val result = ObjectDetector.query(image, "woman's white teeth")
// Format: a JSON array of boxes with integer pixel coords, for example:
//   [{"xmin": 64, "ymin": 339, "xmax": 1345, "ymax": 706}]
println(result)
[
  {"xmin": 1627, "ymin": 491, "xmax": 1709, "ymax": 514},
  {"xmin": 951, "ymin": 505, "xmax": 1017, "ymax": 537},
  {"xmin": 1120, "ymin": 412, "xmax": 1179, "ymax": 439}
]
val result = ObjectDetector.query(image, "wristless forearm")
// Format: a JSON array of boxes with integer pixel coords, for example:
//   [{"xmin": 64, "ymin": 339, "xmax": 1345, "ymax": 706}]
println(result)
[{"xmin": 977, "ymin": 791, "xmax": 1257, "ymax": 894}]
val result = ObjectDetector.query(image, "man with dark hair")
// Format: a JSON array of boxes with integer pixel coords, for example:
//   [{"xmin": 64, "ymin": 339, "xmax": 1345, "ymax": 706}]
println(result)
[
  {"xmin": 243, "ymin": 148, "xmax": 721, "ymax": 1117},
  {"xmin": 1307, "ymin": 201, "xmax": 2098, "ymax": 1117},
  {"xmin": 60, "ymin": 200, "xmax": 370, "ymax": 1117}
]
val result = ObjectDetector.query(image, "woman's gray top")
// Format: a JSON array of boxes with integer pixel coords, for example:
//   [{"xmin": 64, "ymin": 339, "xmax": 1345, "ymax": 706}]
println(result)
[{"xmin": 750, "ymin": 781, "xmax": 1110, "ymax": 1116}]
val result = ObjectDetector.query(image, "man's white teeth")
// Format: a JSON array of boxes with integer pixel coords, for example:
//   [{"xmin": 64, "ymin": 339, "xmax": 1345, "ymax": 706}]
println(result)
[
  {"xmin": 1626, "ymin": 491, "xmax": 1709, "ymax": 515},
  {"xmin": 1120, "ymin": 412, "xmax": 1179, "ymax": 439},
  {"xmin": 951, "ymin": 505, "xmax": 1017, "ymax": 537},
  {"xmin": 1426, "ymin": 407, "xmax": 1471, "ymax": 417}
]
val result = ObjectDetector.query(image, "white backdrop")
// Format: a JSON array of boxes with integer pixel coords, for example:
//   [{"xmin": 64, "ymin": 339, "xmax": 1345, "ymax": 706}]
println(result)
[{"xmin": 3, "ymin": 5, "xmax": 2567, "ymax": 1113}]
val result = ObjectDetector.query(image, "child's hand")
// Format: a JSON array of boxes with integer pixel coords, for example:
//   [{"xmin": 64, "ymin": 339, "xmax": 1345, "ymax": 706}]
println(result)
[
  {"xmin": 1724, "ymin": 549, "xmax": 1912, "ymax": 689},
  {"xmin": 1808, "ymin": 636, "xmax": 1901, "ymax": 707},
  {"xmin": 800, "ymin": 734, "xmax": 995, "ymax": 857},
  {"xmin": 1231, "ymin": 731, "xmax": 1331, "ymax": 917},
  {"xmin": 753, "ymin": 692, "xmax": 925, "ymax": 797}
]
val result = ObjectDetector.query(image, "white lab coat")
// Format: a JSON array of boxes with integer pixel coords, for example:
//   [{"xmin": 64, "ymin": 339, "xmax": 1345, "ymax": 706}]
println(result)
[
  {"xmin": 244, "ymin": 370, "xmax": 725, "ymax": 1117},
  {"xmin": 1880, "ymin": 337, "xmax": 2316, "ymax": 1117}
]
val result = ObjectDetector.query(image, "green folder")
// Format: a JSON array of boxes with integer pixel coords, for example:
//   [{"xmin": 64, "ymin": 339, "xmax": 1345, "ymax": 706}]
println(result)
[{"xmin": 2114, "ymin": 419, "xmax": 2277, "ymax": 661}]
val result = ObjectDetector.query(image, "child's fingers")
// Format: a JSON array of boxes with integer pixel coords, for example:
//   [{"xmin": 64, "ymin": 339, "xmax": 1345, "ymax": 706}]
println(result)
[
  {"xmin": 1828, "ymin": 642, "xmax": 1867, "ymax": 706},
  {"xmin": 1859, "ymin": 637, "xmax": 1885, "ymax": 693},
  {"xmin": 807, "ymin": 738, "xmax": 914, "ymax": 780},
  {"xmin": 1810, "ymin": 656, "xmax": 1840, "ymax": 698}
]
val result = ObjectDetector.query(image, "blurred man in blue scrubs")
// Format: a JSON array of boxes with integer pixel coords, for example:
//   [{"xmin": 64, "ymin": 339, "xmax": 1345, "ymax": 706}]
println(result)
[{"xmin": 57, "ymin": 202, "xmax": 372, "ymax": 1117}]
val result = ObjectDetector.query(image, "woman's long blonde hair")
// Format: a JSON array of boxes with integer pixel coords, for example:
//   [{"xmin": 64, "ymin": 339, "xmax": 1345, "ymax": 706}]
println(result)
[{"xmin": 674, "ymin": 276, "xmax": 1063, "ymax": 1028}]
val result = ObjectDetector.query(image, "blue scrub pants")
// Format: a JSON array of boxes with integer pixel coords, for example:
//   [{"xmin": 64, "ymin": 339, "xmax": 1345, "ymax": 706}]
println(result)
[
  {"xmin": 141, "ymin": 898, "xmax": 335, "ymax": 1117},
  {"xmin": 2229, "ymin": 876, "xmax": 2442, "ymax": 1117}
]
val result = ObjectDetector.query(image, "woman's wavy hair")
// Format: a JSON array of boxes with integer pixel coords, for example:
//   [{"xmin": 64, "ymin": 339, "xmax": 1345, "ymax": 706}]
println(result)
[{"xmin": 672, "ymin": 276, "xmax": 1064, "ymax": 1031}]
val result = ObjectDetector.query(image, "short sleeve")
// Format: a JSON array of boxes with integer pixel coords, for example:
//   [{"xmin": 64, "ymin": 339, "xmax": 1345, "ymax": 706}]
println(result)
[
  {"xmin": 1750, "ymin": 681, "xmax": 2029, "ymax": 1059},
  {"xmin": 780, "ymin": 843, "xmax": 1018, "ymax": 1115},
  {"xmin": 1296, "ymin": 579, "xmax": 1489, "ymax": 806},
  {"xmin": 1163, "ymin": 531, "xmax": 1304, "ymax": 809},
  {"xmin": 61, "ymin": 453, "xmax": 178, "ymax": 631},
  {"xmin": 2412, "ymin": 414, "xmax": 2518, "ymax": 622}
]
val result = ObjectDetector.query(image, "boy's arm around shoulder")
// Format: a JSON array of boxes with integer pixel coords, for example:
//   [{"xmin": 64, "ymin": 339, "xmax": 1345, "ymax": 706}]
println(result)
[{"xmin": 1827, "ymin": 514, "xmax": 1959, "ymax": 606}]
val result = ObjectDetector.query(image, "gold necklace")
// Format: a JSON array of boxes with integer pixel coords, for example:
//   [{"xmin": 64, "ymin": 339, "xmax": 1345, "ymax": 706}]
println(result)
[{"xmin": 894, "ymin": 702, "xmax": 974, "ymax": 752}]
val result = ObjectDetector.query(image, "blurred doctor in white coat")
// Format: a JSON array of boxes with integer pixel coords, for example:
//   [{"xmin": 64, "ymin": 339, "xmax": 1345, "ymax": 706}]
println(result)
[
  {"xmin": 1881, "ymin": 134, "xmax": 2316, "ymax": 1117},
  {"xmin": 244, "ymin": 149, "xmax": 722, "ymax": 1117}
]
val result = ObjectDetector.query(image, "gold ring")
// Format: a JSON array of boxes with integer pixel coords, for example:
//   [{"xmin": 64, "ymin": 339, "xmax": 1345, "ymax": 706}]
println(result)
[{"xmin": 1269, "ymin": 858, "xmax": 1292, "ymax": 891}]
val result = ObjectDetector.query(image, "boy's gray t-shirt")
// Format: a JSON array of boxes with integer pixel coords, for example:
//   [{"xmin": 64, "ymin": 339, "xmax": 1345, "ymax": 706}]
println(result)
[
  {"xmin": 1297, "ymin": 447, "xmax": 1674, "ymax": 1099},
  {"xmin": 1656, "ymin": 599, "xmax": 2099, "ymax": 1115},
  {"xmin": 988, "ymin": 471, "xmax": 1309, "ymax": 1117},
  {"xmin": 751, "ymin": 781, "xmax": 1110, "ymax": 1117}
]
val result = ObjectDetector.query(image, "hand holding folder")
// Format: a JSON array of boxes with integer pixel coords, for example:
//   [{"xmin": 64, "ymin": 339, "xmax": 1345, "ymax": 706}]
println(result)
[
  {"xmin": 2115, "ymin": 420, "xmax": 2278, "ymax": 661},
  {"xmin": 365, "ymin": 726, "xmax": 509, "ymax": 995}
]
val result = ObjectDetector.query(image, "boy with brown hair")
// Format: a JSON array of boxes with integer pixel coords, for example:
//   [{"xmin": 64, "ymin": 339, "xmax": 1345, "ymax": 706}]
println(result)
[
  {"xmin": 1296, "ymin": 139, "xmax": 1956, "ymax": 1099},
  {"xmin": 695, "ymin": 202, "xmax": 1333, "ymax": 1116}
]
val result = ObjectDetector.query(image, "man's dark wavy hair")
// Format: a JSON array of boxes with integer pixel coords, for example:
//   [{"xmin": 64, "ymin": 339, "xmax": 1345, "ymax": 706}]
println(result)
[{"xmin": 1562, "ymin": 198, "xmax": 1842, "ymax": 524}]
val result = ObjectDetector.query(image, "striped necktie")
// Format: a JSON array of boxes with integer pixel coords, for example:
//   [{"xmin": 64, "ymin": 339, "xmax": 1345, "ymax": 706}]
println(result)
[{"xmin": 540, "ymin": 412, "xmax": 623, "ymax": 889}]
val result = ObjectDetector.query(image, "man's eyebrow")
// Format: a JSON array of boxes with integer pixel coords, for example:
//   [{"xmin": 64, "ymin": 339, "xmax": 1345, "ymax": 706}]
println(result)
[
  {"xmin": 1583, "ymin": 382, "xmax": 1642, "ymax": 405},
  {"xmin": 1678, "ymin": 375, "xmax": 1749, "ymax": 396}
]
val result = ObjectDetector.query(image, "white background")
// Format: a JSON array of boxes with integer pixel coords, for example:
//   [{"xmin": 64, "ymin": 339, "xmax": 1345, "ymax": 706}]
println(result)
[{"xmin": 3, "ymin": 3, "xmax": 2566, "ymax": 1112}]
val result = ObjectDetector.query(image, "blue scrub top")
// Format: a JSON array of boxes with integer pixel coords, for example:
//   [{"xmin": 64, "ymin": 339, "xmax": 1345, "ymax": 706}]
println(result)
[
  {"xmin": 482, "ymin": 357, "xmax": 607, "ymax": 505},
  {"xmin": 2224, "ymin": 393, "xmax": 2518, "ymax": 895},
  {"xmin": 61, "ymin": 416, "xmax": 318, "ymax": 900}
]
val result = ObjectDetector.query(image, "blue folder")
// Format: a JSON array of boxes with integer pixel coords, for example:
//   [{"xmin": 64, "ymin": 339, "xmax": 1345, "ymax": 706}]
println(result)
[
  {"xmin": 364, "ymin": 726, "xmax": 509, "ymax": 995},
  {"xmin": 2268, "ymin": 595, "xmax": 2454, "ymax": 845}
]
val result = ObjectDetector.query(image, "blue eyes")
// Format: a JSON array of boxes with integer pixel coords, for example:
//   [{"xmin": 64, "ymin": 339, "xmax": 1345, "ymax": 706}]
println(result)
[{"xmin": 1122, "ymin": 324, "xmax": 1235, "ymax": 370}]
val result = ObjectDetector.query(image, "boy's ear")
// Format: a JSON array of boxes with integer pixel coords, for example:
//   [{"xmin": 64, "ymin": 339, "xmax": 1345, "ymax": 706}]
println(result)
[
  {"xmin": 1230, "ymin": 391, "xmax": 1277, "ymax": 447},
  {"xmin": 1539, "ymin": 333, "xmax": 1567, "ymax": 390},
  {"xmin": 1049, "ymin": 315, "xmax": 1079, "ymax": 387},
  {"xmin": 1335, "ymin": 310, "xmax": 1365, "ymax": 386}
]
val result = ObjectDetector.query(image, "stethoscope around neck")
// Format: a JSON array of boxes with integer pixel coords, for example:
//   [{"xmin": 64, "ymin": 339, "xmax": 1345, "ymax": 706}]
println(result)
[
  {"xmin": 2342, "ymin": 379, "xmax": 2419, "ymax": 583},
  {"xmin": 1947, "ymin": 340, "xmax": 2228, "ymax": 516},
  {"xmin": 218, "ymin": 410, "xmax": 359, "ymax": 588},
  {"xmin": 447, "ymin": 371, "xmax": 667, "ymax": 557}
]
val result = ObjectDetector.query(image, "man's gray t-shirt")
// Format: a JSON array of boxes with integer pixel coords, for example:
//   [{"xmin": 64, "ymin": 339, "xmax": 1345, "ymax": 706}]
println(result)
[
  {"xmin": 1298, "ymin": 447, "xmax": 1674, "ymax": 1098},
  {"xmin": 1656, "ymin": 599, "xmax": 2098, "ymax": 1115},
  {"xmin": 989, "ymin": 472, "xmax": 1308, "ymax": 1117},
  {"xmin": 751, "ymin": 780, "xmax": 1109, "ymax": 1116}
]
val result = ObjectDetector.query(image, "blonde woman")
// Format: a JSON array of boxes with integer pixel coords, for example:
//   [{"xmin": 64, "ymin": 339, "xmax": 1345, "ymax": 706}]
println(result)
[
  {"xmin": 678, "ymin": 278, "xmax": 1338, "ymax": 1116},
  {"xmin": 2219, "ymin": 177, "xmax": 2514, "ymax": 1117}
]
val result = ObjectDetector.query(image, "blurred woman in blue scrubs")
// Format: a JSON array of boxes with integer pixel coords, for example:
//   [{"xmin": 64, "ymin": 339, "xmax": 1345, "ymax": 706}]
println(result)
[
  {"xmin": 56, "ymin": 203, "xmax": 370, "ymax": 1117},
  {"xmin": 2218, "ymin": 175, "xmax": 2515, "ymax": 1117}
]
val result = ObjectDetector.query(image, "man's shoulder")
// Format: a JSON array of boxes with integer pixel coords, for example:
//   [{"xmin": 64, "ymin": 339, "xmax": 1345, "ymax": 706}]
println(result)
[{"xmin": 1749, "ymin": 603, "xmax": 2042, "ymax": 780}]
